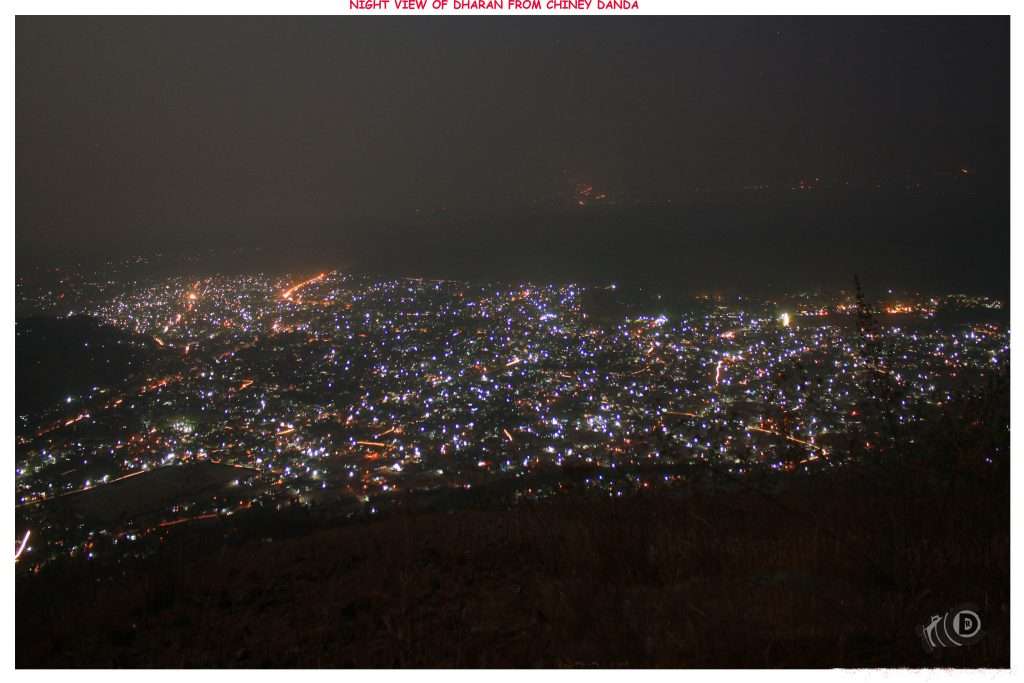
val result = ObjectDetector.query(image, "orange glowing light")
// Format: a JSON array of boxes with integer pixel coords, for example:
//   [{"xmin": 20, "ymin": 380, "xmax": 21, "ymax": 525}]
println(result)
[{"xmin": 281, "ymin": 272, "xmax": 327, "ymax": 300}]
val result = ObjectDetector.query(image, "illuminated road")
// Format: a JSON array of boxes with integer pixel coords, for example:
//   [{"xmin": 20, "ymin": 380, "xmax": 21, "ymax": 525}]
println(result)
[{"xmin": 281, "ymin": 272, "xmax": 328, "ymax": 301}]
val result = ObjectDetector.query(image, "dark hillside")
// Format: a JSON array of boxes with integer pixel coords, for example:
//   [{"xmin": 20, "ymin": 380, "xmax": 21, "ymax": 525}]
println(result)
[
  {"xmin": 16, "ymin": 455, "xmax": 1008, "ymax": 668},
  {"xmin": 16, "ymin": 315, "xmax": 161, "ymax": 420}
]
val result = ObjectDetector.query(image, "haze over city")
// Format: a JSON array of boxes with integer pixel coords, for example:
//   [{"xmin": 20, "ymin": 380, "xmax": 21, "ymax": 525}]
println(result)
[{"xmin": 17, "ymin": 17, "xmax": 1008, "ymax": 294}]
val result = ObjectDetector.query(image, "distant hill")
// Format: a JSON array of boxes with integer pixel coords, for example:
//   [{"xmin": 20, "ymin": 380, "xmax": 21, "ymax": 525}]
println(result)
[{"xmin": 16, "ymin": 315, "xmax": 160, "ymax": 420}]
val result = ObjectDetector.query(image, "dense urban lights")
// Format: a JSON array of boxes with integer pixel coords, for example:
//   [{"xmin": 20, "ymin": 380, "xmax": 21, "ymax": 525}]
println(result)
[{"xmin": 14, "ymin": 269, "xmax": 1008, "ymax": 568}]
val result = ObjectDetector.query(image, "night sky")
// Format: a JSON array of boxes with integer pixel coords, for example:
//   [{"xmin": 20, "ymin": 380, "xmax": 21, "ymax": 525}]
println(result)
[{"xmin": 16, "ymin": 17, "xmax": 1009, "ymax": 294}]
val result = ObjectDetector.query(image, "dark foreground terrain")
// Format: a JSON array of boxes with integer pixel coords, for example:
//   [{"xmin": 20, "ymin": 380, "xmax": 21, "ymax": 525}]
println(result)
[{"xmin": 17, "ymin": 455, "xmax": 1008, "ymax": 668}]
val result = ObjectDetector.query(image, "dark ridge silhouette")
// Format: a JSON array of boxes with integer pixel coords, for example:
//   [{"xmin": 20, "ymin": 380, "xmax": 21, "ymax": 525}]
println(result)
[{"xmin": 16, "ymin": 316, "xmax": 163, "ymax": 421}]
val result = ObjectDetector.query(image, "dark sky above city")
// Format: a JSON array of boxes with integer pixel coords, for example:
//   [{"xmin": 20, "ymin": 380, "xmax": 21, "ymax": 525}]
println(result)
[{"xmin": 16, "ymin": 17, "xmax": 1009, "ymax": 294}]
